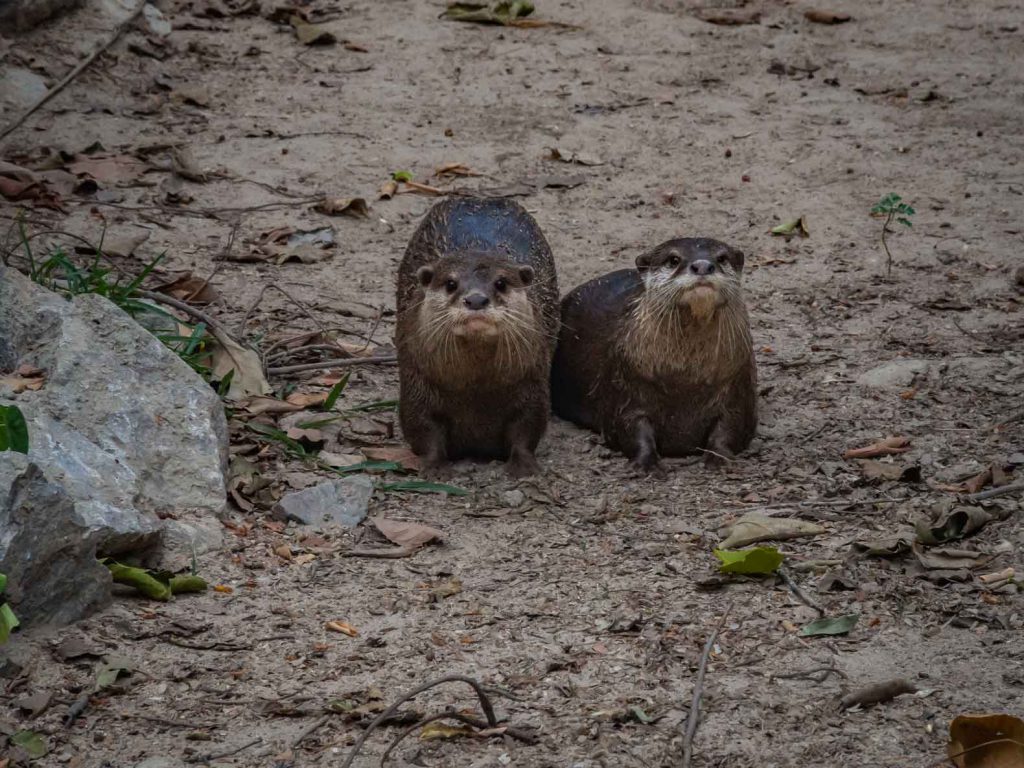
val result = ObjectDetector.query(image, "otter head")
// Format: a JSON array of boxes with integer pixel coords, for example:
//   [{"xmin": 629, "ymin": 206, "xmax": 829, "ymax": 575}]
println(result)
[
  {"xmin": 416, "ymin": 255, "xmax": 536, "ymax": 342},
  {"xmin": 636, "ymin": 238, "xmax": 744, "ymax": 321}
]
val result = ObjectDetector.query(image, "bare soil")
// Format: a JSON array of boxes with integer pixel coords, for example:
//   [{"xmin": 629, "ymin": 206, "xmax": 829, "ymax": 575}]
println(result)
[{"xmin": 2, "ymin": 1, "xmax": 1023, "ymax": 766}]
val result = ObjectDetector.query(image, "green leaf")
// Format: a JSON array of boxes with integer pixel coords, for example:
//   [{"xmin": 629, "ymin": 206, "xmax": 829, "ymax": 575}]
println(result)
[
  {"xmin": 443, "ymin": 0, "xmax": 535, "ymax": 24},
  {"xmin": 11, "ymin": 730, "xmax": 48, "ymax": 758},
  {"xmin": 0, "ymin": 404, "xmax": 29, "ymax": 454},
  {"xmin": 770, "ymin": 217, "xmax": 809, "ymax": 238},
  {"xmin": 713, "ymin": 547, "xmax": 784, "ymax": 574},
  {"xmin": 798, "ymin": 613, "xmax": 860, "ymax": 637},
  {"xmin": 391, "ymin": 170, "xmax": 414, "ymax": 182},
  {"xmin": 0, "ymin": 572, "xmax": 6, "ymax": 592},
  {"xmin": 897, "ymin": 217, "xmax": 913, "ymax": 227},
  {"xmin": 324, "ymin": 459, "xmax": 401, "ymax": 474},
  {"xmin": 95, "ymin": 660, "xmax": 134, "ymax": 690},
  {"xmin": 0, "ymin": 602, "xmax": 19, "ymax": 644},
  {"xmin": 630, "ymin": 706, "xmax": 653, "ymax": 724},
  {"xmin": 323, "ymin": 373, "xmax": 350, "ymax": 411},
  {"xmin": 379, "ymin": 480, "xmax": 469, "ymax": 496},
  {"xmin": 103, "ymin": 560, "xmax": 172, "ymax": 601},
  {"xmin": 216, "ymin": 367, "xmax": 235, "ymax": 398},
  {"xmin": 347, "ymin": 398, "xmax": 399, "ymax": 413},
  {"xmin": 169, "ymin": 574, "xmax": 208, "ymax": 594}
]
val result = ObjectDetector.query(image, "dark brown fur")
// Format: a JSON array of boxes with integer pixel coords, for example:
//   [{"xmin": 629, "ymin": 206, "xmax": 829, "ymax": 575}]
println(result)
[
  {"xmin": 551, "ymin": 237, "xmax": 757, "ymax": 472},
  {"xmin": 396, "ymin": 197, "xmax": 559, "ymax": 478}
]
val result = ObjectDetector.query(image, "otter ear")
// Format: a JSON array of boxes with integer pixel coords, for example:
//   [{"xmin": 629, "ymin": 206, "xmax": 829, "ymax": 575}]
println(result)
[
  {"xmin": 729, "ymin": 249, "xmax": 745, "ymax": 274},
  {"xmin": 517, "ymin": 265, "xmax": 535, "ymax": 286},
  {"xmin": 416, "ymin": 265, "xmax": 434, "ymax": 287},
  {"xmin": 635, "ymin": 251, "xmax": 652, "ymax": 273}
]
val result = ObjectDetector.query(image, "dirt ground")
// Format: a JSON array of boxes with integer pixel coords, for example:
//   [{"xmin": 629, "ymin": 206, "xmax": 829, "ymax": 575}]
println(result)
[{"xmin": 2, "ymin": 0, "xmax": 1024, "ymax": 766}]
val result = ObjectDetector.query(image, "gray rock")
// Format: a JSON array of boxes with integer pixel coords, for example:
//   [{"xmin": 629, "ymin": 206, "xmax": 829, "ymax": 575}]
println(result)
[
  {"xmin": 135, "ymin": 758, "xmax": 188, "ymax": 768},
  {"xmin": 501, "ymin": 489, "xmax": 526, "ymax": 508},
  {"xmin": 856, "ymin": 358, "xmax": 930, "ymax": 389},
  {"xmin": 273, "ymin": 476, "xmax": 374, "ymax": 529},
  {"xmin": 0, "ymin": 266, "xmax": 229, "ymax": 623},
  {"xmin": 0, "ymin": 455, "xmax": 112, "ymax": 625}
]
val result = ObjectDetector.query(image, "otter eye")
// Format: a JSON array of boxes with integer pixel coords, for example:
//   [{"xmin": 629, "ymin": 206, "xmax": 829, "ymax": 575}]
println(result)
[
  {"xmin": 667, "ymin": 254, "xmax": 682, "ymax": 268},
  {"xmin": 717, "ymin": 253, "xmax": 729, "ymax": 265},
  {"xmin": 444, "ymin": 279, "xmax": 458, "ymax": 293},
  {"xmin": 494, "ymin": 277, "xmax": 507, "ymax": 292}
]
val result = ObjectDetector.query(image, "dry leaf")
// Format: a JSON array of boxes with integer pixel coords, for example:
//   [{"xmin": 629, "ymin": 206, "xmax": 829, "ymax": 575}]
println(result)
[
  {"xmin": 434, "ymin": 162, "xmax": 481, "ymax": 177},
  {"xmin": 963, "ymin": 466, "xmax": 994, "ymax": 495},
  {"xmin": 843, "ymin": 436, "xmax": 911, "ymax": 459},
  {"xmin": 210, "ymin": 336, "xmax": 272, "ymax": 400},
  {"xmin": 979, "ymin": 567, "xmax": 1014, "ymax": 585},
  {"xmin": 170, "ymin": 146, "xmax": 208, "ymax": 182},
  {"xmin": 420, "ymin": 722, "xmax": 475, "ymax": 741},
  {"xmin": 291, "ymin": 15, "xmax": 336, "ymax": 45},
  {"xmin": 378, "ymin": 179, "xmax": 398, "ymax": 199},
  {"xmin": 274, "ymin": 543, "xmax": 293, "ymax": 560},
  {"xmin": 153, "ymin": 272, "xmax": 219, "ymax": 304},
  {"xmin": 244, "ymin": 396, "xmax": 303, "ymax": 415},
  {"xmin": 948, "ymin": 713, "xmax": 1024, "ymax": 768},
  {"xmin": 213, "ymin": 584, "xmax": 233, "ymax": 593},
  {"xmin": 318, "ymin": 451, "xmax": 364, "ymax": 468},
  {"xmin": 325, "ymin": 620, "xmax": 358, "ymax": 637},
  {"xmin": 0, "ymin": 368, "xmax": 45, "ymax": 393},
  {"xmin": 547, "ymin": 147, "xmax": 605, "ymax": 166},
  {"xmin": 315, "ymin": 196, "xmax": 369, "ymax": 217},
  {"xmin": 373, "ymin": 518, "xmax": 444, "ymax": 550},
  {"xmin": 912, "ymin": 543, "xmax": 987, "ymax": 571},
  {"xmin": 804, "ymin": 9, "xmax": 852, "ymax": 24},
  {"xmin": 858, "ymin": 459, "xmax": 922, "ymax": 483},
  {"xmin": 65, "ymin": 154, "xmax": 150, "ymax": 185},
  {"xmin": 284, "ymin": 427, "xmax": 324, "ymax": 444},
  {"xmin": 285, "ymin": 391, "xmax": 328, "ymax": 408},
  {"xmin": 718, "ymin": 512, "xmax": 825, "ymax": 548},
  {"xmin": 695, "ymin": 8, "xmax": 761, "ymax": 24},
  {"xmin": 362, "ymin": 445, "xmax": 422, "ymax": 471},
  {"xmin": 400, "ymin": 180, "xmax": 446, "ymax": 196},
  {"xmin": 429, "ymin": 577, "xmax": 463, "ymax": 599}
]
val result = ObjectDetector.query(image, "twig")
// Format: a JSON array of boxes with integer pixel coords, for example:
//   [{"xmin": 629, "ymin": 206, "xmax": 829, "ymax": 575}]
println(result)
[
  {"xmin": 340, "ymin": 676, "xmax": 498, "ymax": 768},
  {"xmin": 680, "ymin": 602, "xmax": 733, "ymax": 768},
  {"xmin": 776, "ymin": 566, "xmax": 825, "ymax": 617},
  {"xmin": 964, "ymin": 481, "xmax": 1024, "ymax": 502},
  {"xmin": 0, "ymin": 1, "xmax": 147, "ymax": 142},
  {"xmin": 267, "ymin": 356, "xmax": 397, "ymax": 375},
  {"xmin": 734, "ymin": 497, "xmax": 902, "ymax": 514},
  {"xmin": 237, "ymin": 283, "xmax": 328, "ymax": 338},
  {"xmin": 293, "ymin": 714, "xmax": 329, "ymax": 748},
  {"xmin": 185, "ymin": 736, "xmax": 262, "ymax": 764},
  {"xmin": 118, "ymin": 711, "xmax": 211, "ymax": 729},
  {"xmin": 267, "ymin": 343, "xmax": 356, "ymax": 363},
  {"xmin": 379, "ymin": 709, "xmax": 537, "ymax": 767},
  {"xmin": 933, "ymin": 739, "xmax": 1024, "ymax": 768},
  {"xmin": 343, "ymin": 546, "xmax": 416, "ymax": 559},
  {"xmin": 769, "ymin": 665, "xmax": 847, "ymax": 684}
]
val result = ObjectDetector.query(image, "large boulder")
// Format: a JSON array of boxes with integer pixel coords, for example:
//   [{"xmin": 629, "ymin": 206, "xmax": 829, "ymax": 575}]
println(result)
[
  {"xmin": 0, "ymin": 0, "xmax": 83, "ymax": 33},
  {"xmin": 0, "ymin": 265, "xmax": 228, "ymax": 624}
]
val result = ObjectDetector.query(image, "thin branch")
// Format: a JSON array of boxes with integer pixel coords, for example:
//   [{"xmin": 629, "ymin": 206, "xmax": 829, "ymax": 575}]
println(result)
[
  {"xmin": 379, "ymin": 709, "xmax": 537, "ymax": 767},
  {"xmin": 185, "ymin": 737, "xmax": 262, "ymax": 764},
  {"xmin": 340, "ymin": 676, "xmax": 498, "ymax": 768},
  {"xmin": 680, "ymin": 602, "xmax": 733, "ymax": 768},
  {"xmin": 0, "ymin": 1, "xmax": 147, "ymax": 142},
  {"xmin": 267, "ymin": 356, "xmax": 397, "ymax": 375},
  {"xmin": 964, "ymin": 481, "xmax": 1024, "ymax": 503},
  {"xmin": 293, "ymin": 714, "xmax": 330, "ymax": 749},
  {"xmin": 777, "ymin": 566, "xmax": 824, "ymax": 617}
]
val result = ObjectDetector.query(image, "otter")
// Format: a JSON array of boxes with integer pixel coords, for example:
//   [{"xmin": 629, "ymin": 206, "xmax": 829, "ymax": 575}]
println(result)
[
  {"xmin": 551, "ymin": 237, "xmax": 756, "ymax": 472},
  {"xmin": 396, "ymin": 197, "xmax": 559, "ymax": 478}
]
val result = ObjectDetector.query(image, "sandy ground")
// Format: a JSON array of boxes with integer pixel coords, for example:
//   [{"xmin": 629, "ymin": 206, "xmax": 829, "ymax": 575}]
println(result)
[{"xmin": 1, "ymin": 0, "xmax": 1023, "ymax": 766}]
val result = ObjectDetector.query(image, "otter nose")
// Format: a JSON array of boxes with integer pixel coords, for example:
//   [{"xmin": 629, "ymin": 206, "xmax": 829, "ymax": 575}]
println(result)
[
  {"xmin": 689, "ymin": 259, "xmax": 715, "ymax": 276},
  {"xmin": 463, "ymin": 293, "xmax": 490, "ymax": 310}
]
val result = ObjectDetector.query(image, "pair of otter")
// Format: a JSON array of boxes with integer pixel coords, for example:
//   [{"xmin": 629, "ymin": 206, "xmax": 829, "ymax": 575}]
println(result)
[{"xmin": 395, "ymin": 197, "xmax": 756, "ymax": 478}]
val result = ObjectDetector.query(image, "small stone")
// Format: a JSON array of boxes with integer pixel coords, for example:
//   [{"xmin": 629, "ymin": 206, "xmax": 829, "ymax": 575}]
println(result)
[
  {"xmin": 273, "ymin": 476, "xmax": 373, "ymax": 529},
  {"xmin": 856, "ymin": 358, "xmax": 929, "ymax": 389},
  {"xmin": 501, "ymin": 489, "xmax": 526, "ymax": 508}
]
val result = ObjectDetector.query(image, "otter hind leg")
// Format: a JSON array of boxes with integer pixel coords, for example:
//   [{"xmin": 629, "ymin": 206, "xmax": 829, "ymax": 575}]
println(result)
[
  {"xmin": 618, "ymin": 415, "xmax": 661, "ymax": 474},
  {"xmin": 504, "ymin": 389, "xmax": 547, "ymax": 479}
]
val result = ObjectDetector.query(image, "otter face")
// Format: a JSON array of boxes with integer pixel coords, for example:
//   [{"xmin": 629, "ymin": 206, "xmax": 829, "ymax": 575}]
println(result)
[
  {"xmin": 636, "ymin": 238, "xmax": 744, "ymax": 320},
  {"xmin": 416, "ymin": 256, "xmax": 535, "ymax": 340}
]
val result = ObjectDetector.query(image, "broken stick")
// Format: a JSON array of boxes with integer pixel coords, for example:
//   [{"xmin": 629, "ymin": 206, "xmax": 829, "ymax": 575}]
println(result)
[{"xmin": 680, "ymin": 602, "xmax": 733, "ymax": 768}]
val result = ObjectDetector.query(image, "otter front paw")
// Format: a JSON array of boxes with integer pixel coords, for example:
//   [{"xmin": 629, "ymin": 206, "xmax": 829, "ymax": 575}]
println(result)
[
  {"xmin": 629, "ymin": 455, "xmax": 665, "ymax": 477},
  {"xmin": 421, "ymin": 459, "xmax": 453, "ymax": 481},
  {"xmin": 506, "ymin": 452, "xmax": 540, "ymax": 479}
]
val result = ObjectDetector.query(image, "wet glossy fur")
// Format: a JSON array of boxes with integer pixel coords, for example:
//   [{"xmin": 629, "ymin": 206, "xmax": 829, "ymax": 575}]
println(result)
[
  {"xmin": 551, "ymin": 237, "xmax": 756, "ymax": 471},
  {"xmin": 396, "ymin": 197, "xmax": 559, "ymax": 477}
]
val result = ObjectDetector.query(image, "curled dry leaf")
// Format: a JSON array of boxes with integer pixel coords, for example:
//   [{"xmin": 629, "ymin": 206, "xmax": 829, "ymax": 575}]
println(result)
[
  {"xmin": 325, "ymin": 620, "xmax": 359, "ymax": 637},
  {"xmin": 770, "ymin": 216, "xmax": 810, "ymax": 238},
  {"xmin": 362, "ymin": 445, "xmax": 422, "ymax": 471},
  {"xmin": 315, "ymin": 196, "xmax": 369, "ymax": 217},
  {"xmin": 858, "ymin": 459, "xmax": 921, "ymax": 483},
  {"xmin": 839, "ymin": 679, "xmax": 916, "ymax": 710},
  {"xmin": 210, "ymin": 336, "xmax": 272, "ymax": 401},
  {"xmin": 291, "ymin": 15, "xmax": 336, "ymax": 45},
  {"xmin": 948, "ymin": 713, "xmax": 1024, "ymax": 768},
  {"xmin": 843, "ymin": 436, "xmax": 911, "ymax": 459},
  {"xmin": 378, "ymin": 179, "xmax": 399, "ymax": 199},
  {"xmin": 805, "ymin": 9, "xmax": 852, "ymax": 24},
  {"xmin": 373, "ymin": 517, "xmax": 444, "ymax": 550},
  {"xmin": 420, "ymin": 722, "xmax": 475, "ymax": 740},
  {"xmin": 719, "ymin": 512, "xmax": 825, "ymax": 548},
  {"xmin": 318, "ymin": 451, "xmax": 365, "ymax": 468},
  {"xmin": 284, "ymin": 391, "xmax": 328, "ymax": 408},
  {"xmin": 170, "ymin": 146, "xmax": 207, "ymax": 182},
  {"xmin": 912, "ymin": 542, "xmax": 987, "ymax": 571},
  {"xmin": 244, "ymin": 396, "xmax": 304, "ymax": 415},
  {"xmin": 153, "ymin": 272, "xmax": 219, "ymax": 304}
]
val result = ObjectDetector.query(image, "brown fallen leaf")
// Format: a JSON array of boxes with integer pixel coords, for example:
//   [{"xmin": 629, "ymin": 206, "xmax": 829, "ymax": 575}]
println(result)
[
  {"xmin": 718, "ymin": 512, "xmax": 825, "ymax": 548},
  {"xmin": 804, "ymin": 9, "xmax": 852, "ymax": 24},
  {"xmin": 244, "ymin": 396, "xmax": 304, "ymax": 415},
  {"xmin": 284, "ymin": 426, "xmax": 324, "ymax": 445},
  {"xmin": 839, "ymin": 679, "xmax": 916, "ymax": 710},
  {"xmin": 291, "ymin": 15, "xmax": 336, "ymax": 45},
  {"xmin": 169, "ymin": 146, "xmax": 207, "ymax": 182},
  {"xmin": 695, "ymin": 8, "xmax": 761, "ymax": 25},
  {"xmin": 547, "ymin": 147, "xmax": 605, "ymax": 166},
  {"xmin": 843, "ymin": 436, "xmax": 911, "ymax": 459},
  {"xmin": 428, "ymin": 577, "xmax": 463, "ymax": 599},
  {"xmin": 153, "ymin": 272, "xmax": 219, "ymax": 304},
  {"xmin": 373, "ymin": 518, "xmax": 444, "ymax": 550},
  {"xmin": 318, "ymin": 451, "xmax": 365, "ymax": 468},
  {"xmin": 420, "ymin": 722, "xmax": 475, "ymax": 741},
  {"xmin": 209, "ymin": 336, "xmax": 272, "ymax": 401},
  {"xmin": 912, "ymin": 542, "xmax": 988, "ymax": 571},
  {"xmin": 0, "ymin": 372, "xmax": 45, "ymax": 393},
  {"xmin": 285, "ymin": 391, "xmax": 329, "ymax": 408},
  {"xmin": 948, "ymin": 713, "xmax": 1024, "ymax": 768},
  {"xmin": 65, "ymin": 154, "xmax": 150, "ymax": 186},
  {"xmin": 857, "ymin": 459, "xmax": 921, "ymax": 483},
  {"xmin": 979, "ymin": 567, "xmax": 1015, "ymax": 585},
  {"xmin": 378, "ymin": 179, "xmax": 399, "ymax": 199},
  {"xmin": 963, "ymin": 466, "xmax": 994, "ymax": 495},
  {"xmin": 315, "ymin": 196, "xmax": 369, "ymax": 217},
  {"xmin": 325, "ymin": 620, "xmax": 358, "ymax": 637},
  {"xmin": 362, "ymin": 445, "xmax": 422, "ymax": 472},
  {"xmin": 433, "ymin": 162, "xmax": 481, "ymax": 178},
  {"xmin": 172, "ymin": 85, "xmax": 212, "ymax": 107},
  {"xmin": 274, "ymin": 543, "xmax": 293, "ymax": 560}
]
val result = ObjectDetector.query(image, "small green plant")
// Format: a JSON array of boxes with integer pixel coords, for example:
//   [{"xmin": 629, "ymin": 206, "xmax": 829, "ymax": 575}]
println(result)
[
  {"xmin": 0, "ymin": 572, "xmax": 19, "ymax": 644},
  {"xmin": 0, "ymin": 404, "xmax": 29, "ymax": 454},
  {"xmin": 870, "ymin": 193, "xmax": 915, "ymax": 278}
]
